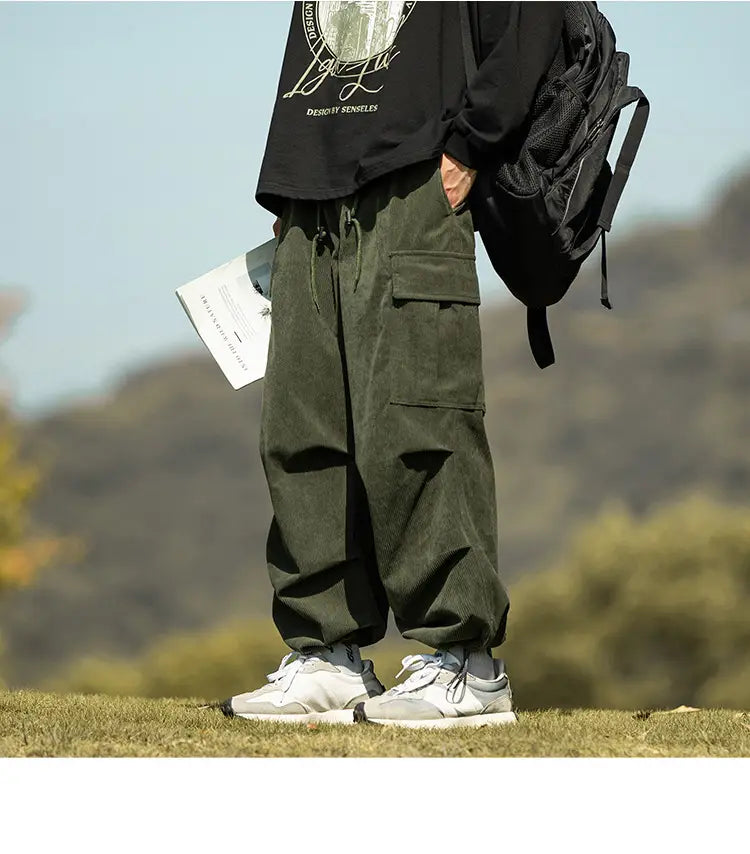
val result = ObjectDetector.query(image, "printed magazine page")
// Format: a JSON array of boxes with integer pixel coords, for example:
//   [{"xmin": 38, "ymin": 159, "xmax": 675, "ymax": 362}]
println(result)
[{"xmin": 175, "ymin": 238, "xmax": 276, "ymax": 389}]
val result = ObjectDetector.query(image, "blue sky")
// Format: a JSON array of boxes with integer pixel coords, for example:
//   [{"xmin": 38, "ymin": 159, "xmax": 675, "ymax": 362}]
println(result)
[{"xmin": 2, "ymin": 1, "xmax": 749, "ymax": 416}]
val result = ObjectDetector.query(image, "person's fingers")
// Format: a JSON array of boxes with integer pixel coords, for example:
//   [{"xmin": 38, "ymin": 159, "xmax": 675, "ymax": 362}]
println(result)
[
  {"xmin": 272, "ymin": 217, "xmax": 281, "ymax": 238},
  {"xmin": 439, "ymin": 158, "xmax": 476, "ymax": 209}
]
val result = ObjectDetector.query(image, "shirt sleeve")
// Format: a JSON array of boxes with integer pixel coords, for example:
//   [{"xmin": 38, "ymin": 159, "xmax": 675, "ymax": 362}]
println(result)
[{"xmin": 443, "ymin": 1, "xmax": 565, "ymax": 170}]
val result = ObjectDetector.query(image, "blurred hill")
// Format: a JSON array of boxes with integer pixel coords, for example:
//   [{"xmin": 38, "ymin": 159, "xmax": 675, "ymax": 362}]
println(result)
[{"xmin": 2, "ymin": 164, "xmax": 750, "ymax": 686}]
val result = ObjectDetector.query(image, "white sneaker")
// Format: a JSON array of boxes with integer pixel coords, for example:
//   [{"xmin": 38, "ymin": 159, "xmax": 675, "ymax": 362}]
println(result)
[
  {"xmin": 353, "ymin": 650, "xmax": 517, "ymax": 729},
  {"xmin": 220, "ymin": 650, "xmax": 385, "ymax": 725}
]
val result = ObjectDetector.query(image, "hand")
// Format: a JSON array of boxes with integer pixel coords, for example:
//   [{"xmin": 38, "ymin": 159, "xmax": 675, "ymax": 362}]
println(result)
[
  {"xmin": 439, "ymin": 153, "xmax": 477, "ymax": 210},
  {"xmin": 272, "ymin": 217, "xmax": 281, "ymax": 238}
]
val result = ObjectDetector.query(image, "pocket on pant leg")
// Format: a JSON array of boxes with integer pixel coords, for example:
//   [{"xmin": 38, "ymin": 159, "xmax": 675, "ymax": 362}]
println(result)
[{"xmin": 388, "ymin": 250, "xmax": 485, "ymax": 412}]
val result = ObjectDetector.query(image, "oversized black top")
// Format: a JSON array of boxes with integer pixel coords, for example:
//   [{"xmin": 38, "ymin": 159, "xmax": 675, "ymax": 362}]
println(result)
[{"xmin": 255, "ymin": 1, "xmax": 564, "ymax": 216}]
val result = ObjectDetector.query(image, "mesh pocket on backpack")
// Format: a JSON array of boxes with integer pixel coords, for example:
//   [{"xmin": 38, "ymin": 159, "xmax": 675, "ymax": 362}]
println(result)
[
  {"xmin": 498, "ymin": 74, "xmax": 587, "ymax": 196},
  {"xmin": 526, "ymin": 77, "xmax": 587, "ymax": 167}
]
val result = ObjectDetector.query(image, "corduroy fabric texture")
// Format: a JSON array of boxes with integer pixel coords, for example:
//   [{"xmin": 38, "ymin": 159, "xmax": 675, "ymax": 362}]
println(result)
[{"xmin": 259, "ymin": 156, "xmax": 509, "ymax": 653}]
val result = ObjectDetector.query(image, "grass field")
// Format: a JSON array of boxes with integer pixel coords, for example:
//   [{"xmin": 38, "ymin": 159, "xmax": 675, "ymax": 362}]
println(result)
[{"xmin": 1, "ymin": 691, "xmax": 749, "ymax": 757}]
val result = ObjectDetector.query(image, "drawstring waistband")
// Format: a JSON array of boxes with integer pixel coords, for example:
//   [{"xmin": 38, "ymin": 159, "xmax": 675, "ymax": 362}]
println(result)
[{"xmin": 309, "ymin": 200, "xmax": 362, "ymax": 313}]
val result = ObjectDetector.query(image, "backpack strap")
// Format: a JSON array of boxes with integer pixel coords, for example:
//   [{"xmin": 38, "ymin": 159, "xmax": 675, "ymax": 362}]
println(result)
[
  {"xmin": 527, "ymin": 307, "xmax": 555, "ymax": 369},
  {"xmin": 597, "ymin": 86, "xmax": 650, "ymax": 232},
  {"xmin": 596, "ymin": 86, "xmax": 649, "ymax": 311},
  {"xmin": 600, "ymin": 230, "xmax": 611, "ymax": 309},
  {"xmin": 528, "ymin": 232, "xmax": 611, "ymax": 369}
]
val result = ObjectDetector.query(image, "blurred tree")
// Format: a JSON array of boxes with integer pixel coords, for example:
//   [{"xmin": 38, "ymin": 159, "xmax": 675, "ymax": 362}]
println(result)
[
  {"xmin": 0, "ymin": 290, "xmax": 83, "ymax": 684},
  {"xmin": 0, "ymin": 418, "xmax": 74, "ymax": 595},
  {"xmin": 0, "ymin": 290, "xmax": 78, "ymax": 596},
  {"xmin": 503, "ymin": 492, "xmax": 750, "ymax": 711}
]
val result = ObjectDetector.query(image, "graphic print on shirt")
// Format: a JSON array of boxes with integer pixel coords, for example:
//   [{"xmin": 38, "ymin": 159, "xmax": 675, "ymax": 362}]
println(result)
[{"xmin": 285, "ymin": 1, "xmax": 417, "ymax": 107}]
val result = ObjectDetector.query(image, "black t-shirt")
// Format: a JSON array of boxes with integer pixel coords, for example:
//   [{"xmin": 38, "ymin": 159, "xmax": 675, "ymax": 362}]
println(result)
[{"xmin": 255, "ymin": 1, "xmax": 564, "ymax": 216}]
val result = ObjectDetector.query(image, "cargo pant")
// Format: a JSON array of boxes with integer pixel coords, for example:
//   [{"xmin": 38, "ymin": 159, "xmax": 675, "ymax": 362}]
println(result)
[{"xmin": 259, "ymin": 155, "xmax": 509, "ymax": 653}]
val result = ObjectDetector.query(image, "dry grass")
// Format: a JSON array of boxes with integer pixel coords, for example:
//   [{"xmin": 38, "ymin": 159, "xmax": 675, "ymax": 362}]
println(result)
[{"xmin": 1, "ymin": 691, "xmax": 749, "ymax": 757}]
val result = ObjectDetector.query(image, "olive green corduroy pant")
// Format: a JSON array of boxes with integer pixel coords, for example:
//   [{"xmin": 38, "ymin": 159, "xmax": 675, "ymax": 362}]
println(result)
[{"xmin": 259, "ymin": 156, "xmax": 509, "ymax": 653}]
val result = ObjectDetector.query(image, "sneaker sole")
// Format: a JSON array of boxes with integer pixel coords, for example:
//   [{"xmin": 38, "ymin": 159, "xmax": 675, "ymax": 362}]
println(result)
[
  {"xmin": 232, "ymin": 709, "xmax": 356, "ymax": 725},
  {"xmin": 353, "ymin": 704, "xmax": 517, "ymax": 729}
]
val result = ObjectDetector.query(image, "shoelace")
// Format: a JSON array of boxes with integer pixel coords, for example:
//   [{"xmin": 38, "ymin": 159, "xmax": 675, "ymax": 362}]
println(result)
[
  {"xmin": 390, "ymin": 652, "xmax": 471, "ymax": 703},
  {"xmin": 265, "ymin": 651, "xmax": 322, "ymax": 697}
]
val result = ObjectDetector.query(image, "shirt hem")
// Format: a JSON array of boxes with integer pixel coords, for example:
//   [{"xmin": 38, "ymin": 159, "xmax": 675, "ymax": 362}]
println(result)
[{"xmin": 255, "ymin": 144, "xmax": 448, "ymax": 212}]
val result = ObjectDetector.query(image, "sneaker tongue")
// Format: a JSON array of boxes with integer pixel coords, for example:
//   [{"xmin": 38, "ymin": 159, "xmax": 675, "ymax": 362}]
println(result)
[
  {"xmin": 310, "ymin": 643, "xmax": 363, "ymax": 672},
  {"xmin": 438, "ymin": 648, "xmax": 464, "ymax": 669}
]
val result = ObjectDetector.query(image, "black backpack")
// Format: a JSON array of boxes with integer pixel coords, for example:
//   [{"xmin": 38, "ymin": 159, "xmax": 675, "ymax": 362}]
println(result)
[{"xmin": 459, "ymin": 2, "xmax": 650, "ymax": 369}]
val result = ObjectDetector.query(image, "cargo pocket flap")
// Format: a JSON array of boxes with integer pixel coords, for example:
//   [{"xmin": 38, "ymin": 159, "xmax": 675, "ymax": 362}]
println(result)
[{"xmin": 391, "ymin": 251, "xmax": 481, "ymax": 304}]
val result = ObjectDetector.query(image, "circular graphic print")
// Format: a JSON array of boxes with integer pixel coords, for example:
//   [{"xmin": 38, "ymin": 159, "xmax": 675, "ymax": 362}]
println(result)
[{"xmin": 316, "ymin": 1, "xmax": 408, "ymax": 63}]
